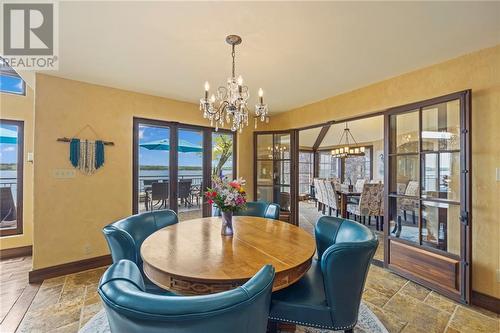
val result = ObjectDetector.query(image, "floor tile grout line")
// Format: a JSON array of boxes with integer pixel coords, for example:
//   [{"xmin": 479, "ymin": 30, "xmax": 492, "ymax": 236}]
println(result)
[
  {"xmin": 79, "ymin": 285, "xmax": 89, "ymax": 329},
  {"xmin": 381, "ymin": 280, "xmax": 409, "ymax": 310},
  {"xmin": 443, "ymin": 303, "xmax": 460, "ymax": 333}
]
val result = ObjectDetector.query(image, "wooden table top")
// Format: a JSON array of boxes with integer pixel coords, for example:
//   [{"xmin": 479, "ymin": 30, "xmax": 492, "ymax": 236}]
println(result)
[{"xmin": 141, "ymin": 216, "xmax": 316, "ymax": 294}]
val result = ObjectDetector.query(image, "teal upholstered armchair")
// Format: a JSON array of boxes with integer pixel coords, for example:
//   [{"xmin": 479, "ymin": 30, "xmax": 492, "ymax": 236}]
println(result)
[
  {"xmin": 98, "ymin": 260, "xmax": 275, "ymax": 333},
  {"xmin": 102, "ymin": 209, "xmax": 178, "ymax": 294},
  {"xmin": 269, "ymin": 216, "xmax": 378, "ymax": 332},
  {"xmin": 213, "ymin": 201, "xmax": 280, "ymax": 220}
]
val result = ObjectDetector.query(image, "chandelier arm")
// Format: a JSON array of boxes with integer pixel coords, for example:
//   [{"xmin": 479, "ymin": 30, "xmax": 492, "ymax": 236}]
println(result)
[
  {"xmin": 347, "ymin": 130, "xmax": 359, "ymax": 145},
  {"xmin": 231, "ymin": 44, "xmax": 236, "ymax": 79}
]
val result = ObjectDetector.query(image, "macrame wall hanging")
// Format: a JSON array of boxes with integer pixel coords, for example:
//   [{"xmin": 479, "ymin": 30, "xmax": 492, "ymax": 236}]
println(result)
[{"xmin": 57, "ymin": 124, "xmax": 114, "ymax": 175}]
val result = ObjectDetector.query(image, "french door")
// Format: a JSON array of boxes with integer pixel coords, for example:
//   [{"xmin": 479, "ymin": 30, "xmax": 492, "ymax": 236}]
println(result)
[
  {"xmin": 133, "ymin": 118, "xmax": 236, "ymax": 221},
  {"xmin": 254, "ymin": 130, "xmax": 297, "ymax": 224},
  {"xmin": 384, "ymin": 91, "xmax": 471, "ymax": 303}
]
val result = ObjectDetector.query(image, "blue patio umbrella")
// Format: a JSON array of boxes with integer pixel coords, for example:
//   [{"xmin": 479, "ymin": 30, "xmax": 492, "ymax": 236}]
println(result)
[
  {"xmin": 0, "ymin": 127, "xmax": 17, "ymax": 144},
  {"xmin": 139, "ymin": 139, "xmax": 202, "ymax": 152}
]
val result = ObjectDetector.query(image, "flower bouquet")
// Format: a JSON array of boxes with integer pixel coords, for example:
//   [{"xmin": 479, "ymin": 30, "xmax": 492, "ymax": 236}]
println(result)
[{"xmin": 205, "ymin": 177, "xmax": 247, "ymax": 236}]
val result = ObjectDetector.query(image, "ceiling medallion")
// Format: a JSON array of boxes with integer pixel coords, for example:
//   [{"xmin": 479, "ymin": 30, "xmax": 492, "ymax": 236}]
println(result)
[{"xmin": 200, "ymin": 35, "xmax": 269, "ymax": 133}]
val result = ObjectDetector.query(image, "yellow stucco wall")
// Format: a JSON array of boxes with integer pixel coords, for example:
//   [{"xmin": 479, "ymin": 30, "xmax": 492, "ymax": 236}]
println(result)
[
  {"xmin": 32, "ymin": 74, "xmax": 235, "ymax": 269},
  {"xmin": 240, "ymin": 44, "xmax": 500, "ymax": 298},
  {"xmin": 0, "ymin": 87, "xmax": 35, "ymax": 250}
]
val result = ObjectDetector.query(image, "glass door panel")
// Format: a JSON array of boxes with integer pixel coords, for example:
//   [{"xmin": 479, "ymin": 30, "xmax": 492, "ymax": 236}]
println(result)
[
  {"xmin": 391, "ymin": 110, "xmax": 419, "ymax": 153},
  {"xmin": 255, "ymin": 131, "xmax": 295, "ymax": 223},
  {"xmin": 422, "ymin": 152, "xmax": 460, "ymax": 201},
  {"xmin": 137, "ymin": 124, "xmax": 170, "ymax": 213},
  {"xmin": 177, "ymin": 128, "xmax": 204, "ymax": 221},
  {"xmin": 212, "ymin": 132, "xmax": 234, "ymax": 178},
  {"xmin": 422, "ymin": 100, "xmax": 460, "ymax": 151},
  {"xmin": 0, "ymin": 120, "xmax": 23, "ymax": 236},
  {"xmin": 421, "ymin": 201, "xmax": 461, "ymax": 255}
]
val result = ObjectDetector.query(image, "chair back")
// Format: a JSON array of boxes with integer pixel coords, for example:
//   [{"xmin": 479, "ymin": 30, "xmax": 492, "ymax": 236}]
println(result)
[
  {"xmin": 354, "ymin": 179, "xmax": 366, "ymax": 193},
  {"xmin": 178, "ymin": 179, "xmax": 192, "ymax": 199},
  {"xmin": 324, "ymin": 180, "xmax": 339, "ymax": 210},
  {"xmin": 213, "ymin": 201, "xmax": 280, "ymax": 220},
  {"xmin": 314, "ymin": 216, "xmax": 378, "ymax": 329},
  {"xmin": 279, "ymin": 192, "xmax": 291, "ymax": 212},
  {"xmin": 317, "ymin": 179, "xmax": 327, "ymax": 205},
  {"xmin": 102, "ymin": 210, "xmax": 178, "ymax": 268},
  {"xmin": 99, "ymin": 260, "xmax": 275, "ymax": 333},
  {"xmin": 0, "ymin": 187, "xmax": 16, "ymax": 221},
  {"xmin": 358, "ymin": 183, "xmax": 383, "ymax": 216},
  {"xmin": 152, "ymin": 181, "xmax": 169, "ymax": 201},
  {"xmin": 404, "ymin": 180, "xmax": 419, "ymax": 196}
]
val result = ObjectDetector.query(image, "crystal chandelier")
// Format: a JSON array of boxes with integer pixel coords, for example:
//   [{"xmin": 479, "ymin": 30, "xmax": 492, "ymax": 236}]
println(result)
[
  {"xmin": 331, "ymin": 123, "xmax": 366, "ymax": 158},
  {"xmin": 200, "ymin": 35, "xmax": 269, "ymax": 133}
]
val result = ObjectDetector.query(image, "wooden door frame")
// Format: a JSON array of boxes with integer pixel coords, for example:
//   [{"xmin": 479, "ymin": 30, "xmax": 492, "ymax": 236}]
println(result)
[
  {"xmin": 0, "ymin": 119, "xmax": 24, "ymax": 237},
  {"xmin": 132, "ymin": 117, "xmax": 237, "ymax": 216}
]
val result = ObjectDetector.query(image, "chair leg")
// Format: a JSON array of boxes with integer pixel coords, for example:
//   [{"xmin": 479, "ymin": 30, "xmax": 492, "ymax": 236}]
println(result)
[
  {"xmin": 380, "ymin": 216, "xmax": 384, "ymax": 231},
  {"xmin": 392, "ymin": 215, "xmax": 401, "ymax": 233},
  {"xmin": 267, "ymin": 320, "xmax": 278, "ymax": 333},
  {"xmin": 362, "ymin": 216, "xmax": 366, "ymax": 225},
  {"xmin": 375, "ymin": 216, "xmax": 379, "ymax": 231},
  {"xmin": 403, "ymin": 210, "xmax": 407, "ymax": 221},
  {"xmin": 412, "ymin": 210, "xmax": 416, "ymax": 224},
  {"xmin": 368, "ymin": 216, "xmax": 371, "ymax": 226},
  {"xmin": 329, "ymin": 207, "xmax": 332, "ymax": 216}
]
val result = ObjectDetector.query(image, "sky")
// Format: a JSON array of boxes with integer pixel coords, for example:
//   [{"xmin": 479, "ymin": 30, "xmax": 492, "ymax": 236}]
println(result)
[{"xmin": 0, "ymin": 124, "xmax": 18, "ymax": 164}]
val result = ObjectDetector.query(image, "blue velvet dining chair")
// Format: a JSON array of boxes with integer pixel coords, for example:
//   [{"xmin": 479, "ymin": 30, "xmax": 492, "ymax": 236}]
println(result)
[
  {"xmin": 213, "ymin": 201, "xmax": 280, "ymax": 220},
  {"xmin": 98, "ymin": 259, "xmax": 275, "ymax": 333},
  {"xmin": 102, "ymin": 209, "xmax": 178, "ymax": 294},
  {"xmin": 269, "ymin": 216, "xmax": 378, "ymax": 333}
]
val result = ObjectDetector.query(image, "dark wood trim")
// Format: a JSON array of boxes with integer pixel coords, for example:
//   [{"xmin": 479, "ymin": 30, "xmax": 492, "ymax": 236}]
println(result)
[
  {"xmin": 0, "ymin": 245, "xmax": 32, "ymax": 260},
  {"xmin": 28, "ymin": 254, "xmax": 112, "ymax": 284},
  {"xmin": 202, "ymin": 129, "xmax": 212, "ymax": 217},
  {"xmin": 291, "ymin": 129, "xmax": 299, "ymax": 225},
  {"xmin": 0, "ymin": 119, "xmax": 24, "ymax": 237},
  {"xmin": 312, "ymin": 125, "xmax": 331, "ymax": 150},
  {"xmin": 471, "ymin": 291, "xmax": 500, "ymax": 314}
]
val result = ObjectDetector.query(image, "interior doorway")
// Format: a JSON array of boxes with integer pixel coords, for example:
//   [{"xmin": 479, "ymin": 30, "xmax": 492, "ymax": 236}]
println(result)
[{"xmin": 297, "ymin": 115, "xmax": 385, "ymax": 262}]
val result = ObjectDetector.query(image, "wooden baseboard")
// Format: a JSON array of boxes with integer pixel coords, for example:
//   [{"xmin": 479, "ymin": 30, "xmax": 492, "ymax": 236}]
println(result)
[
  {"xmin": 0, "ymin": 245, "xmax": 32, "ymax": 260},
  {"xmin": 471, "ymin": 291, "xmax": 500, "ymax": 314},
  {"xmin": 29, "ymin": 254, "xmax": 112, "ymax": 283}
]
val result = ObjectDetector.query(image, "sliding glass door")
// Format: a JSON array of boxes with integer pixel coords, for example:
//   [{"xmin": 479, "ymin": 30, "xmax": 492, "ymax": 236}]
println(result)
[
  {"xmin": 0, "ymin": 120, "xmax": 23, "ymax": 236},
  {"xmin": 133, "ymin": 118, "xmax": 236, "ymax": 220},
  {"xmin": 384, "ymin": 91, "xmax": 471, "ymax": 303}
]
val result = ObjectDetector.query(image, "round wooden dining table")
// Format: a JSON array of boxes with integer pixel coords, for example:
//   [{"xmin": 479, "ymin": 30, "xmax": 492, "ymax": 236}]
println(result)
[{"xmin": 141, "ymin": 216, "xmax": 316, "ymax": 295}]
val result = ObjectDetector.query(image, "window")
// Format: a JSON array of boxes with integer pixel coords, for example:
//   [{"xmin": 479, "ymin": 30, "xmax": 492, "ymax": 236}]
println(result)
[
  {"xmin": 0, "ymin": 58, "xmax": 26, "ymax": 96},
  {"xmin": 343, "ymin": 146, "xmax": 372, "ymax": 183},
  {"xmin": 0, "ymin": 120, "xmax": 24, "ymax": 236},
  {"xmin": 298, "ymin": 151, "xmax": 313, "ymax": 194},
  {"xmin": 318, "ymin": 151, "xmax": 339, "ymax": 179}
]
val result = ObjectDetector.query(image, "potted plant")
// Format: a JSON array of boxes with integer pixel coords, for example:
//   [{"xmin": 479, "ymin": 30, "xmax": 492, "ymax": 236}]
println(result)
[{"xmin": 205, "ymin": 177, "xmax": 247, "ymax": 236}]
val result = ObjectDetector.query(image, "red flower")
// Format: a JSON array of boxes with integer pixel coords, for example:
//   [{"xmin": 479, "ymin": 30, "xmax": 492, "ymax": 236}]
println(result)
[
  {"xmin": 207, "ymin": 199, "xmax": 214, "ymax": 204},
  {"xmin": 229, "ymin": 181, "xmax": 240, "ymax": 189}
]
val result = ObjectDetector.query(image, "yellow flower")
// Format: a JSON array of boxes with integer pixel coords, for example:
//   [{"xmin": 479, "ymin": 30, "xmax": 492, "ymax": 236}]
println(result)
[{"xmin": 239, "ymin": 187, "xmax": 245, "ymax": 193}]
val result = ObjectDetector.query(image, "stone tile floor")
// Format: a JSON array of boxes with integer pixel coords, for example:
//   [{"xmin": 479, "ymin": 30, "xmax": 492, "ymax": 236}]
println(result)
[
  {"xmin": 9, "ymin": 260, "xmax": 498, "ymax": 333},
  {"xmin": 1, "ymin": 206, "xmax": 498, "ymax": 332}
]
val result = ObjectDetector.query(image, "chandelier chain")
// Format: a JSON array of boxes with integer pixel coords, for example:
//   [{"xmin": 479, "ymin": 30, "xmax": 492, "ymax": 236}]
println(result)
[{"xmin": 231, "ymin": 44, "xmax": 236, "ymax": 79}]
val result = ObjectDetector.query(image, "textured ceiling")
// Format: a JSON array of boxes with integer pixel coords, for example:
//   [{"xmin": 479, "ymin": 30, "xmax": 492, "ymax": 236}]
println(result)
[{"xmin": 46, "ymin": 1, "xmax": 500, "ymax": 112}]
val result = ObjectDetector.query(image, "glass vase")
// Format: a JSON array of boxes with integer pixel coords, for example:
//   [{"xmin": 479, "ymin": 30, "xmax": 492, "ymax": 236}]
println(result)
[{"xmin": 221, "ymin": 211, "xmax": 234, "ymax": 236}]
